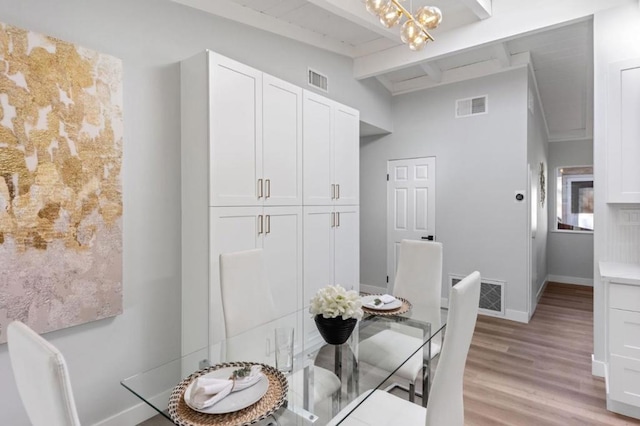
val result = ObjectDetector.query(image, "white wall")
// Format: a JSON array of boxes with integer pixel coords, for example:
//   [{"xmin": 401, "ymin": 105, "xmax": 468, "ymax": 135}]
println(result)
[
  {"xmin": 593, "ymin": 3, "xmax": 640, "ymax": 370},
  {"xmin": 0, "ymin": 0, "xmax": 391, "ymax": 424},
  {"xmin": 547, "ymin": 139, "xmax": 594, "ymax": 284},
  {"xmin": 359, "ymin": 68, "xmax": 531, "ymax": 319},
  {"xmin": 527, "ymin": 68, "xmax": 549, "ymax": 308}
]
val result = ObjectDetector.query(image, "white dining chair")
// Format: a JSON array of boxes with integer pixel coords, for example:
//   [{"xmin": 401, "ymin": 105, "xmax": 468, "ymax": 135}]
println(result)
[
  {"xmin": 327, "ymin": 271, "xmax": 481, "ymax": 426},
  {"xmin": 358, "ymin": 239, "xmax": 443, "ymax": 404},
  {"xmin": 7, "ymin": 321, "xmax": 82, "ymax": 426},
  {"xmin": 219, "ymin": 248, "xmax": 341, "ymax": 402}
]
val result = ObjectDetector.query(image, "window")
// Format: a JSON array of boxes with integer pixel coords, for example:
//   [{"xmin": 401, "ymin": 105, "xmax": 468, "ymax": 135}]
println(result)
[{"xmin": 555, "ymin": 166, "xmax": 593, "ymax": 232}]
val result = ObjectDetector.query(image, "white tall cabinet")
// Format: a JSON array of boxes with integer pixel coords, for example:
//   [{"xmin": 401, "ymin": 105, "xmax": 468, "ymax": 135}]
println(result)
[{"xmin": 181, "ymin": 50, "xmax": 359, "ymax": 355}]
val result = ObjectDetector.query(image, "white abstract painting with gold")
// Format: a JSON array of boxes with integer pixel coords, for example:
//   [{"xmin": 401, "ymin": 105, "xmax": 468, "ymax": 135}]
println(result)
[{"xmin": 0, "ymin": 22, "xmax": 123, "ymax": 343}]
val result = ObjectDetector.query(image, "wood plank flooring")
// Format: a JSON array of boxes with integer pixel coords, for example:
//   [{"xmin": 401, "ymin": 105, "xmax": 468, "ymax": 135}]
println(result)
[{"xmin": 463, "ymin": 282, "xmax": 640, "ymax": 426}]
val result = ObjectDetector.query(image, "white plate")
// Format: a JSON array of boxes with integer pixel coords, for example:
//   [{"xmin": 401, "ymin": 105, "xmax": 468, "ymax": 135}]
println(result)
[
  {"xmin": 361, "ymin": 295, "xmax": 403, "ymax": 311},
  {"xmin": 184, "ymin": 366, "xmax": 269, "ymax": 414}
]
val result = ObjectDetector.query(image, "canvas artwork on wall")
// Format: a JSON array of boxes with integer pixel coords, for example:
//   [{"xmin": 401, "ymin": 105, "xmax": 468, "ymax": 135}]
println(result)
[{"xmin": 0, "ymin": 22, "xmax": 123, "ymax": 343}]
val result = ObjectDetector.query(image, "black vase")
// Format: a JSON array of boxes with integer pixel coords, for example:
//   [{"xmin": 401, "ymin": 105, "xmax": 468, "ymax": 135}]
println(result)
[{"xmin": 314, "ymin": 315, "xmax": 357, "ymax": 345}]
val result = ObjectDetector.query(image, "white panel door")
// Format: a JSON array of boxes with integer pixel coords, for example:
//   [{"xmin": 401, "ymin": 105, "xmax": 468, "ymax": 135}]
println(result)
[
  {"xmin": 334, "ymin": 206, "xmax": 360, "ymax": 292},
  {"xmin": 262, "ymin": 206, "xmax": 302, "ymax": 318},
  {"xmin": 303, "ymin": 91, "xmax": 333, "ymax": 205},
  {"xmin": 263, "ymin": 75, "xmax": 302, "ymax": 206},
  {"xmin": 386, "ymin": 157, "xmax": 436, "ymax": 288},
  {"xmin": 334, "ymin": 105, "xmax": 360, "ymax": 206},
  {"xmin": 209, "ymin": 54, "xmax": 263, "ymax": 206},
  {"xmin": 303, "ymin": 206, "xmax": 334, "ymax": 304},
  {"xmin": 210, "ymin": 206, "xmax": 262, "ymax": 342}
]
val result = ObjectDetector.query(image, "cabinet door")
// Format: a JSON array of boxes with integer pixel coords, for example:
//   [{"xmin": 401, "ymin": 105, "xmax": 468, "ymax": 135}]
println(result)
[
  {"xmin": 303, "ymin": 206, "xmax": 335, "ymax": 303},
  {"xmin": 210, "ymin": 206, "xmax": 262, "ymax": 342},
  {"xmin": 610, "ymin": 354, "xmax": 640, "ymax": 406},
  {"xmin": 334, "ymin": 206, "xmax": 360, "ymax": 292},
  {"xmin": 209, "ymin": 53, "xmax": 263, "ymax": 206},
  {"xmin": 607, "ymin": 59, "xmax": 640, "ymax": 202},
  {"xmin": 263, "ymin": 75, "xmax": 302, "ymax": 206},
  {"xmin": 333, "ymin": 104, "xmax": 360, "ymax": 205},
  {"xmin": 303, "ymin": 91, "xmax": 334, "ymax": 205},
  {"xmin": 263, "ymin": 206, "xmax": 302, "ymax": 318}
]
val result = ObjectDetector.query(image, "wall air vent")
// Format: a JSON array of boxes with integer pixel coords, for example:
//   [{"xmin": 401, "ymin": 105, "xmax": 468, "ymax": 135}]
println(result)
[
  {"xmin": 455, "ymin": 95, "xmax": 488, "ymax": 118},
  {"xmin": 308, "ymin": 68, "xmax": 328, "ymax": 93},
  {"xmin": 450, "ymin": 274, "xmax": 505, "ymax": 316}
]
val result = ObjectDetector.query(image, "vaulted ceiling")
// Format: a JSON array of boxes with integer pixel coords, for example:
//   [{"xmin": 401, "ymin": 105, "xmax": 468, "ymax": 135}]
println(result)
[{"xmin": 171, "ymin": 0, "xmax": 633, "ymax": 142}]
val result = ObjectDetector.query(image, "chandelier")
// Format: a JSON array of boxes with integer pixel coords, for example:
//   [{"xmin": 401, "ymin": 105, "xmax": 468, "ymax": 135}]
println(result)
[{"xmin": 363, "ymin": 0, "xmax": 443, "ymax": 51}]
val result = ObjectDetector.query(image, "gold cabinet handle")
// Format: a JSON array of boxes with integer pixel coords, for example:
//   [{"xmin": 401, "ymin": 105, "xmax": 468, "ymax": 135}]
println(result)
[
  {"xmin": 265, "ymin": 179, "xmax": 271, "ymax": 199},
  {"xmin": 258, "ymin": 214, "xmax": 263, "ymax": 234},
  {"xmin": 331, "ymin": 212, "xmax": 335, "ymax": 228},
  {"xmin": 336, "ymin": 211, "xmax": 340, "ymax": 227},
  {"xmin": 336, "ymin": 184, "xmax": 340, "ymax": 199},
  {"xmin": 331, "ymin": 184, "xmax": 336, "ymax": 200},
  {"xmin": 258, "ymin": 179, "xmax": 263, "ymax": 199},
  {"xmin": 266, "ymin": 215, "xmax": 271, "ymax": 234}
]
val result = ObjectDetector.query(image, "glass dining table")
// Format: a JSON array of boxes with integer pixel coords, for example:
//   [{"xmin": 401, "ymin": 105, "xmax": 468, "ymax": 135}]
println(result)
[{"xmin": 121, "ymin": 302, "xmax": 448, "ymax": 425}]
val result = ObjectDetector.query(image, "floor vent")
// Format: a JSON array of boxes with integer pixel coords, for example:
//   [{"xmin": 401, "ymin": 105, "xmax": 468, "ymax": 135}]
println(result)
[
  {"xmin": 450, "ymin": 274, "xmax": 505, "ymax": 316},
  {"xmin": 308, "ymin": 68, "xmax": 328, "ymax": 92},
  {"xmin": 455, "ymin": 95, "xmax": 488, "ymax": 118}
]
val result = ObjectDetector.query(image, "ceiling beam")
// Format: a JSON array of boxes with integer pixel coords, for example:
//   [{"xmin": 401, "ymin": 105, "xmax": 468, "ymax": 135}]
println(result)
[
  {"xmin": 419, "ymin": 62, "xmax": 443, "ymax": 83},
  {"xmin": 375, "ymin": 75, "xmax": 394, "ymax": 93},
  {"xmin": 494, "ymin": 42, "xmax": 511, "ymax": 67},
  {"xmin": 171, "ymin": 0, "xmax": 355, "ymax": 57},
  {"xmin": 306, "ymin": 0, "xmax": 400, "ymax": 43},
  {"xmin": 390, "ymin": 51, "xmax": 530, "ymax": 95},
  {"xmin": 354, "ymin": 0, "xmax": 629, "ymax": 79},
  {"xmin": 459, "ymin": 0, "xmax": 493, "ymax": 20}
]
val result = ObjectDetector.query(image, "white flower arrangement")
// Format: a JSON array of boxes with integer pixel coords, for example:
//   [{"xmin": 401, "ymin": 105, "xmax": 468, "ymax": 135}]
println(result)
[{"xmin": 309, "ymin": 284, "xmax": 363, "ymax": 320}]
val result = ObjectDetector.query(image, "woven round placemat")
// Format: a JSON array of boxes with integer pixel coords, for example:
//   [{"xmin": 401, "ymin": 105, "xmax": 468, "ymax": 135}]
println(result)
[
  {"xmin": 167, "ymin": 361, "xmax": 288, "ymax": 426},
  {"xmin": 362, "ymin": 296, "xmax": 412, "ymax": 316}
]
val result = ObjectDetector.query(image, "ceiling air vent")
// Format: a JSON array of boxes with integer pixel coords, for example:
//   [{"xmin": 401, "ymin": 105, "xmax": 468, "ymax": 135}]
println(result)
[
  {"xmin": 308, "ymin": 68, "xmax": 328, "ymax": 93},
  {"xmin": 455, "ymin": 95, "xmax": 488, "ymax": 118}
]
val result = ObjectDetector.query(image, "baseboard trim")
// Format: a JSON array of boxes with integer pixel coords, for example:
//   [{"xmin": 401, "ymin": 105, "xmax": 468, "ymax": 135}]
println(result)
[
  {"xmin": 547, "ymin": 274, "xmax": 593, "ymax": 286},
  {"xmin": 92, "ymin": 389, "xmax": 171, "ymax": 426},
  {"xmin": 592, "ymin": 354, "xmax": 606, "ymax": 378},
  {"xmin": 536, "ymin": 280, "xmax": 548, "ymax": 302},
  {"xmin": 359, "ymin": 283, "xmax": 386, "ymax": 295},
  {"xmin": 505, "ymin": 309, "xmax": 529, "ymax": 323}
]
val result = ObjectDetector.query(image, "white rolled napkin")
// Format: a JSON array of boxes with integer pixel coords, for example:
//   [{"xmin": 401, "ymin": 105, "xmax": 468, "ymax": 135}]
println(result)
[
  {"xmin": 379, "ymin": 294, "xmax": 396, "ymax": 304},
  {"xmin": 189, "ymin": 365, "xmax": 264, "ymax": 409},
  {"xmin": 366, "ymin": 294, "xmax": 397, "ymax": 308}
]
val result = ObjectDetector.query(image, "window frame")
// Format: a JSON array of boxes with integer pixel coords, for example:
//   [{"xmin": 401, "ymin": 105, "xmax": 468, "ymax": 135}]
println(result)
[{"xmin": 553, "ymin": 165, "xmax": 594, "ymax": 234}]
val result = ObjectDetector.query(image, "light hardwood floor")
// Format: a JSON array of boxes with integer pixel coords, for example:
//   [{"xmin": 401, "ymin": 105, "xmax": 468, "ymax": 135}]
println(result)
[{"xmin": 463, "ymin": 282, "xmax": 640, "ymax": 426}]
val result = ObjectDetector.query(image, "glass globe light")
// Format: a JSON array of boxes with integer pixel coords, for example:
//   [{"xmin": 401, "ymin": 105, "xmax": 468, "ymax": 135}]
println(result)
[
  {"xmin": 364, "ymin": 0, "xmax": 389, "ymax": 16},
  {"xmin": 408, "ymin": 34, "xmax": 429, "ymax": 51},
  {"xmin": 415, "ymin": 6, "xmax": 442, "ymax": 29},
  {"xmin": 379, "ymin": 2, "xmax": 402, "ymax": 28},
  {"xmin": 400, "ymin": 20, "xmax": 422, "ymax": 44}
]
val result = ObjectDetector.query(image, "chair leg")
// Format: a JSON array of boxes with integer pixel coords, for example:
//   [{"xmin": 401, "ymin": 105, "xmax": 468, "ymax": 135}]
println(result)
[
  {"xmin": 422, "ymin": 357, "xmax": 431, "ymax": 407},
  {"xmin": 409, "ymin": 382, "xmax": 416, "ymax": 403}
]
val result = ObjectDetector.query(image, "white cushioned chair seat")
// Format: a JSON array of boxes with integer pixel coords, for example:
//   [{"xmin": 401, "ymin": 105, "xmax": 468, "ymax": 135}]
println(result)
[
  {"xmin": 327, "ymin": 389, "xmax": 426, "ymax": 426},
  {"xmin": 291, "ymin": 365, "xmax": 342, "ymax": 402},
  {"xmin": 357, "ymin": 329, "xmax": 441, "ymax": 382}
]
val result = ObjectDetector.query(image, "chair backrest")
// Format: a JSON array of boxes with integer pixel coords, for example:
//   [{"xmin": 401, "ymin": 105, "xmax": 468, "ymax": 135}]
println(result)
[
  {"xmin": 425, "ymin": 271, "xmax": 481, "ymax": 426},
  {"xmin": 7, "ymin": 321, "xmax": 81, "ymax": 426},
  {"xmin": 393, "ymin": 239, "xmax": 443, "ymax": 309},
  {"xmin": 219, "ymin": 248, "xmax": 278, "ymax": 338}
]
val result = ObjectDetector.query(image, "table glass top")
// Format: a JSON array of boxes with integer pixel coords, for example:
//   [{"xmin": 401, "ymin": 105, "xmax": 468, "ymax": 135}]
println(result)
[{"xmin": 121, "ymin": 303, "xmax": 448, "ymax": 425}]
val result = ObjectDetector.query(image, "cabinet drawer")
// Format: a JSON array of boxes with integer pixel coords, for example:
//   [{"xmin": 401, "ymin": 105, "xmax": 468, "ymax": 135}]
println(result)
[
  {"xmin": 610, "ymin": 309, "xmax": 640, "ymax": 359},
  {"xmin": 610, "ymin": 355, "xmax": 640, "ymax": 406},
  {"xmin": 610, "ymin": 283, "xmax": 640, "ymax": 311}
]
